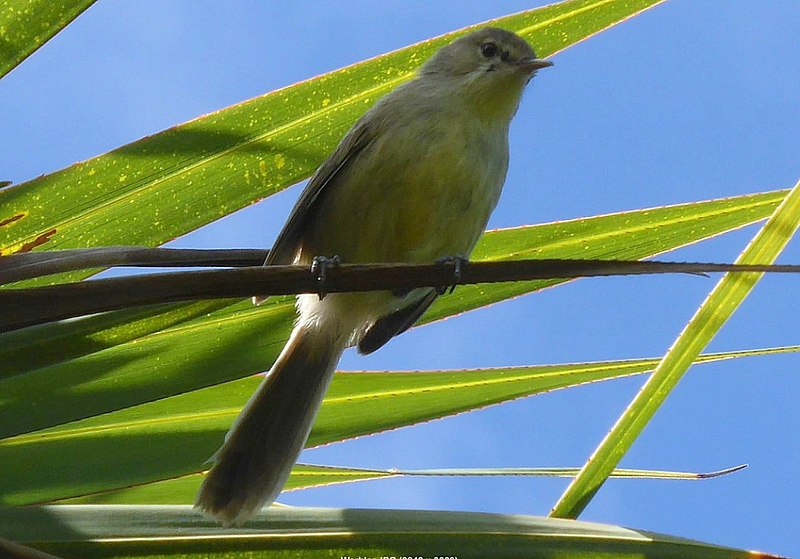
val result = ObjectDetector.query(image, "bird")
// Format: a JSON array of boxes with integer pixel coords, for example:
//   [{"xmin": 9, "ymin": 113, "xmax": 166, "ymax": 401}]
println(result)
[{"xmin": 195, "ymin": 26, "xmax": 552, "ymax": 526}]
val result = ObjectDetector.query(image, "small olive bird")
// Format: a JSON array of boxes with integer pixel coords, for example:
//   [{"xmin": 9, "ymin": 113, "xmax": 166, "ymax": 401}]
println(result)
[{"xmin": 195, "ymin": 27, "xmax": 552, "ymax": 525}]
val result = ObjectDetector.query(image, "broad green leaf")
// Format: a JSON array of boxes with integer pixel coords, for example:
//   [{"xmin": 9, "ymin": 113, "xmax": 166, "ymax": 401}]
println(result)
[
  {"xmin": 0, "ymin": 0, "xmax": 95, "ymax": 79},
  {"xmin": 0, "ymin": 300, "xmax": 238, "ymax": 379},
  {"xmin": 1, "ymin": 345, "xmax": 795, "ymax": 505},
  {"xmin": 0, "ymin": 297, "xmax": 295, "ymax": 437},
  {"xmin": 0, "ymin": 190, "xmax": 786, "ymax": 437},
  {"xmin": 59, "ymin": 464, "xmax": 747, "ymax": 505},
  {"xmin": 428, "ymin": 188, "xmax": 787, "ymax": 323},
  {"xmin": 0, "ymin": 505, "xmax": 780, "ymax": 559},
  {"xmin": 0, "ymin": 0, "xmax": 663, "ymax": 270},
  {"xmin": 551, "ymin": 179, "xmax": 800, "ymax": 519}
]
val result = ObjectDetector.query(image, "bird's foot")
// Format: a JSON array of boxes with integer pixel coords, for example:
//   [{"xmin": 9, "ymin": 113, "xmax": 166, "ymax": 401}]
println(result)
[
  {"xmin": 435, "ymin": 255, "xmax": 468, "ymax": 295},
  {"xmin": 310, "ymin": 255, "xmax": 341, "ymax": 300}
]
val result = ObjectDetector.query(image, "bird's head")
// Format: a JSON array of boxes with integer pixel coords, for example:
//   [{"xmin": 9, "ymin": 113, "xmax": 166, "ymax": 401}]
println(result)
[{"xmin": 420, "ymin": 27, "xmax": 552, "ymax": 120}]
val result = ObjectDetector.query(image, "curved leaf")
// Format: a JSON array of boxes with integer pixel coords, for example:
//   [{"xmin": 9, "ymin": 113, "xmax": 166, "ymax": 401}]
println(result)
[
  {"xmin": 59, "ymin": 464, "xmax": 747, "ymax": 506},
  {"xmin": 0, "ymin": 505, "xmax": 780, "ymax": 559}
]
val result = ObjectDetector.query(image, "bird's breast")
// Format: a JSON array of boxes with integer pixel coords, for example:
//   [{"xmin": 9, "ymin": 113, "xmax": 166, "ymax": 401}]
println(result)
[{"xmin": 306, "ymin": 111, "xmax": 509, "ymax": 264}]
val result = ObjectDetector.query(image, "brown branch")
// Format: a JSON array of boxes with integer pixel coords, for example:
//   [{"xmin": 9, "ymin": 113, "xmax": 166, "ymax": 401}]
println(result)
[
  {"xmin": 0, "ymin": 246, "xmax": 268, "ymax": 284},
  {"xmin": 2, "ymin": 258, "xmax": 800, "ymax": 333}
]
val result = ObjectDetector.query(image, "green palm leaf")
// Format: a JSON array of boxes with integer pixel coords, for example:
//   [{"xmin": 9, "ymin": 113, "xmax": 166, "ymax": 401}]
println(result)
[
  {"xmin": 0, "ymin": 190, "xmax": 785, "ymax": 438},
  {"xmin": 2, "ymin": 345, "xmax": 795, "ymax": 506},
  {"xmin": 0, "ymin": 0, "xmax": 95, "ymax": 79},
  {"xmin": 0, "ymin": 505, "xmax": 781, "ymax": 559},
  {"xmin": 551, "ymin": 179, "xmax": 800, "ymax": 518},
  {"xmin": 0, "ymin": 0, "xmax": 663, "ymax": 273}
]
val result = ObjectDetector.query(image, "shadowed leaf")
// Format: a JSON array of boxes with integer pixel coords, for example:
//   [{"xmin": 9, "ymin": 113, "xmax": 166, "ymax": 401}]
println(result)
[{"xmin": 0, "ymin": 505, "xmax": 781, "ymax": 559}]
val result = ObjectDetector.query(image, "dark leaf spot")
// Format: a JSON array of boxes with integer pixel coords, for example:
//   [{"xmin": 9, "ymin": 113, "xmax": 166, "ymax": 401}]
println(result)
[
  {"xmin": 0, "ymin": 214, "xmax": 25, "ymax": 228},
  {"xmin": 15, "ymin": 229, "xmax": 57, "ymax": 253}
]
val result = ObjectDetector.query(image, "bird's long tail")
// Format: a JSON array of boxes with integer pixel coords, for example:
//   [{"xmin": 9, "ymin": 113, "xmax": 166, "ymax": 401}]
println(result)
[{"xmin": 195, "ymin": 322, "xmax": 344, "ymax": 526}]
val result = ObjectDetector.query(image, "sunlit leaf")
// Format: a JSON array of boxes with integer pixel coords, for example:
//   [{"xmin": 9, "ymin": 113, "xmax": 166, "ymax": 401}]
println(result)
[
  {"xmin": 2, "ymin": 345, "xmax": 795, "ymax": 505},
  {"xmin": 59, "ymin": 463, "xmax": 747, "ymax": 505},
  {"xmin": 551, "ymin": 179, "xmax": 800, "ymax": 519},
  {"xmin": 0, "ymin": 190, "xmax": 786, "ymax": 437},
  {"xmin": 0, "ymin": 0, "xmax": 663, "ymax": 278},
  {"xmin": 0, "ymin": 505, "xmax": 781, "ymax": 559},
  {"xmin": 0, "ymin": 0, "xmax": 95, "ymax": 79}
]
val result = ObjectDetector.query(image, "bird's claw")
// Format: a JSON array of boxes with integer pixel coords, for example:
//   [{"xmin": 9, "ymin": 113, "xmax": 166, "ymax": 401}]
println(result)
[
  {"xmin": 310, "ymin": 255, "xmax": 341, "ymax": 300},
  {"xmin": 436, "ymin": 255, "xmax": 468, "ymax": 295}
]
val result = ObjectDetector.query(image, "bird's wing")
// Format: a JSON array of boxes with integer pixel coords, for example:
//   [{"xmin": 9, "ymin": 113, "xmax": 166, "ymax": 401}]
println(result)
[
  {"xmin": 264, "ymin": 99, "xmax": 433, "ymax": 352},
  {"xmin": 265, "ymin": 120, "xmax": 375, "ymax": 266},
  {"xmin": 357, "ymin": 289, "xmax": 438, "ymax": 355}
]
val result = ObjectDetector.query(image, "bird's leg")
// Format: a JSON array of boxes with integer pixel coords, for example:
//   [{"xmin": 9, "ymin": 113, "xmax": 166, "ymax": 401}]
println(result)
[
  {"xmin": 435, "ymin": 254, "xmax": 469, "ymax": 295},
  {"xmin": 310, "ymin": 255, "xmax": 341, "ymax": 300}
]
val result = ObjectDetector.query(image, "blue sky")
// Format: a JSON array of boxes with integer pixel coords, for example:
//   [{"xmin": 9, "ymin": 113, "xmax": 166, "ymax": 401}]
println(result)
[{"xmin": 2, "ymin": 1, "xmax": 799, "ymax": 556}]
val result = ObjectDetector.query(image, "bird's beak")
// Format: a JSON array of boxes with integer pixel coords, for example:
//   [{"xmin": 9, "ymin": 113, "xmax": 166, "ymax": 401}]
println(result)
[{"xmin": 517, "ymin": 58, "xmax": 554, "ymax": 73}]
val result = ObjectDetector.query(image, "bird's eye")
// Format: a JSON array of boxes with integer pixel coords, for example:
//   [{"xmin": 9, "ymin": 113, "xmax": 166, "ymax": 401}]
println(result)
[{"xmin": 481, "ymin": 42, "xmax": 499, "ymax": 58}]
